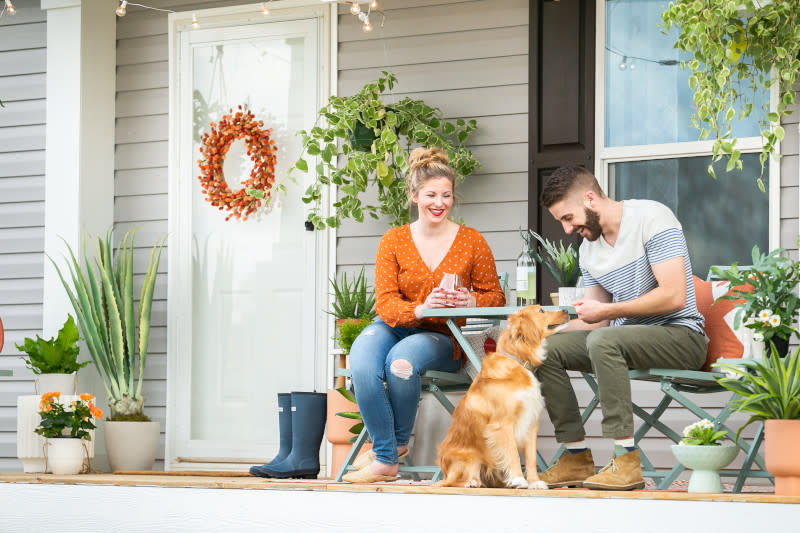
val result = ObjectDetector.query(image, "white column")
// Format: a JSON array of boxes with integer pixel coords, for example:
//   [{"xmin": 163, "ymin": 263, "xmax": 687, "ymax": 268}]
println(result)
[
  {"xmin": 41, "ymin": 0, "xmax": 116, "ymax": 337},
  {"xmin": 41, "ymin": 0, "xmax": 117, "ymax": 470}
]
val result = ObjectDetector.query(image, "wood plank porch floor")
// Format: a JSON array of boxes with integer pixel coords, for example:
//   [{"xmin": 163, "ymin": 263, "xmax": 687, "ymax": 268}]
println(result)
[
  {"xmin": 1, "ymin": 472, "xmax": 796, "ymax": 533},
  {"xmin": 0, "ymin": 471, "xmax": 792, "ymax": 501}
]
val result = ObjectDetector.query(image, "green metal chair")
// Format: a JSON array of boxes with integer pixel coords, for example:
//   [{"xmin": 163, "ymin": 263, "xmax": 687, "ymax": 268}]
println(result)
[
  {"xmin": 334, "ymin": 272, "xmax": 508, "ymax": 482},
  {"xmin": 550, "ymin": 267, "xmax": 773, "ymax": 492}
]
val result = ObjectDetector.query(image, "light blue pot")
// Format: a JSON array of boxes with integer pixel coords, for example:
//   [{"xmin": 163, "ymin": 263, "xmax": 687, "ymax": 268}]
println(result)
[{"xmin": 671, "ymin": 444, "xmax": 739, "ymax": 493}]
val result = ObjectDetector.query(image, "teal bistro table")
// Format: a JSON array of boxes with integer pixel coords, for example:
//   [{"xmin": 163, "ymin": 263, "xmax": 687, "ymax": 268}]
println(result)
[{"xmin": 422, "ymin": 305, "xmax": 575, "ymax": 374}]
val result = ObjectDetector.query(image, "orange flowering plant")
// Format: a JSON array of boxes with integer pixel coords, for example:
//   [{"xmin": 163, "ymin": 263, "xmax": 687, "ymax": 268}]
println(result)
[{"xmin": 36, "ymin": 392, "xmax": 102, "ymax": 440}]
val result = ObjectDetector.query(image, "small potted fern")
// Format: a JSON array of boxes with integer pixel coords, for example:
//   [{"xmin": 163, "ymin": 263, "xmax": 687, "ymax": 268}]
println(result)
[{"xmin": 529, "ymin": 231, "xmax": 581, "ymax": 306}]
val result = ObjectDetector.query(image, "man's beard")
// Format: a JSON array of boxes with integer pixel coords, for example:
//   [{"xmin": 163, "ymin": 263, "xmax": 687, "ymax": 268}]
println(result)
[{"xmin": 582, "ymin": 207, "xmax": 602, "ymax": 241}]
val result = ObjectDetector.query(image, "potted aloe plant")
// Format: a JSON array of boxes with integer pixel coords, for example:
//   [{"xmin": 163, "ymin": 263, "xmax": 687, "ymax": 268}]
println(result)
[
  {"xmin": 50, "ymin": 228, "xmax": 164, "ymax": 472},
  {"xmin": 16, "ymin": 314, "xmax": 89, "ymax": 395},
  {"xmin": 529, "ymin": 230, "xmax": 580, "ymax": 306}
]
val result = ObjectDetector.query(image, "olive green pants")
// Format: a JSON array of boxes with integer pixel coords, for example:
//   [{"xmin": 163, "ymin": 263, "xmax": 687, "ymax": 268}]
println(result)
[{"xmin": 539, "ymin": 325, "xmax": 707, "ymax": 442}]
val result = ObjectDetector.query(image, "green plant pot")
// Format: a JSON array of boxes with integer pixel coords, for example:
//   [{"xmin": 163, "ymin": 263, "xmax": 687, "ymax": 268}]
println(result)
[
  {"xmin": 348, "ymin": 107, "xmax": 397, "ymax": 152},
  {"xmin": 671, "ymin": 444, "xmax": 739, "ymax": 493}
]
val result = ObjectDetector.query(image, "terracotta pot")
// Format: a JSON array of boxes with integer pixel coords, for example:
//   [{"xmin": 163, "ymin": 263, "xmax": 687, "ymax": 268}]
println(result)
[
  {"xmin": 765, "ymin": 419, "xmax": 800, "ymax": 496},
  {"xmin": 326, "ymin": 389, "xmax": 363, "ymax": 476}
]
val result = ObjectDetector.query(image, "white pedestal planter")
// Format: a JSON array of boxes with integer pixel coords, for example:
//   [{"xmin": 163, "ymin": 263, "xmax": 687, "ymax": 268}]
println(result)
[
  {"xmin": 34, "ymin": 373, "xmax": 77, "ymax": 395},
  {"xmin": 17, "ymin": 395, "xmax": 95, "ymax": 473}
]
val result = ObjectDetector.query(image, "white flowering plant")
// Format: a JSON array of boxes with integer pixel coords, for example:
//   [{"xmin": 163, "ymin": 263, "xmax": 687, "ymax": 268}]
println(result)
[
  {"xmin": 679, "ymin": 419, "xmax": 728, "ymax": 446},
  {"xmin": 711, "ymin": 245, "xmax": 800, "ymax": 344}
]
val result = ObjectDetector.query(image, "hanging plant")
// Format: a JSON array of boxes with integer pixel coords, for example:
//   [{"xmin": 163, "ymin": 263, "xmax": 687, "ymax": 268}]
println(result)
[
  {"xmin": 294, "ymin": 72, "xmax": 480, "ymax": 229},
  {"xmin": 197, "ymin": 105, "xmax": 278, "ymax": 221},
  {"xmin": 661, "ymin": 0, "xmax": 800, "ymax": 191}
]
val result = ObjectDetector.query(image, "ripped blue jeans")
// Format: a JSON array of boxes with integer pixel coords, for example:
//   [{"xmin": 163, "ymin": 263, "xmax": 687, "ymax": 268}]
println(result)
[{"xmin": 349, "ymin": 319, "xmax": 460, "ymax": 466}]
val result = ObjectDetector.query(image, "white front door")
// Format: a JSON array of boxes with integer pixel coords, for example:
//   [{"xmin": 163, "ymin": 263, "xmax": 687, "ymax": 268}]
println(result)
[{"xmin": 167, "ymin": 5, "xmax": 331, "ymax": 469}]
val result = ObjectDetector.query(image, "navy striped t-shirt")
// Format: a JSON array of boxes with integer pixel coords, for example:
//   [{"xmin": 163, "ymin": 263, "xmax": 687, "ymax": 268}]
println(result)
[{"xmin": 578, "ymin": 199, "xmax": 705, "ymax": 334}]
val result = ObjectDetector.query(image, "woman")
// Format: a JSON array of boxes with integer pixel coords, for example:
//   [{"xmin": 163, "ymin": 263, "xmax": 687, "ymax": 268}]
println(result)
[{"xmin": 342, "ymin": 146, "xmax": 505, "ymax": 483}]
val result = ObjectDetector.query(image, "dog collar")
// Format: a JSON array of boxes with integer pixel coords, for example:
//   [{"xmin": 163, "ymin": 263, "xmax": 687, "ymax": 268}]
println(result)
[{"xmin": 498, "ymin": 350, "xmax": 536, "ymax": 373}]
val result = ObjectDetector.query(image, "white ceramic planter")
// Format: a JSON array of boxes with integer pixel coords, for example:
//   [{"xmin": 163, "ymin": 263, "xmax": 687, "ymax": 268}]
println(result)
[
  {"xmin": 16, "ymin": 395, "xmax": 47, "ymax": 473},
  {"xmin": 46, "ymin": 438, "xmax": 87, "ymax": 475},
  {"xmin": 557, "ymin": 287, "xmax": 583, "ymax": 307},
  {"xmin": 104, "ymin": 420, "xmax": 160, "ymax": 472},
  {"xmin": 35, "ymin": 373, "xmax": 77, "ymax": 395}
]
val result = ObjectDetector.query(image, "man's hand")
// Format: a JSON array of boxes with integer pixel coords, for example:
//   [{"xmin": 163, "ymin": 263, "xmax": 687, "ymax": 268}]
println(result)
[{"xmin": 573, "ymin": 298, "xmax": 609, "ymax": 324}]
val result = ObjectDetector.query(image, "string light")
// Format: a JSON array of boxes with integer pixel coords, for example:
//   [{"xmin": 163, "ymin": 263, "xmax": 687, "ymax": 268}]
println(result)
[
  {"xmin": 369, "ymin": 0, "xmax": 378, "ymax": 8},
  {"xmin": 262, "ymin": 3, "xmax": 270, "ymax": 15},
  {"xmin": 115, "ymin": 0, "xmax": 127, "ymax": 17},
  {"xmin": 5, "ymin": 0, "xmax": 16, "ymax": 15},
  {"xmin": 350, "ymin": 2, "xmax": 360, "ymax": 15},
  {"xmin": 358, "ymin": 11, "xmax": 372, "ymax": 33},
  {"xmin": 619, "ymin": 56, "xmax": 627, "ymax": 70},
  {"xmin": 192, "ymin": 12, "xmax": 199, "ymax": 29}
]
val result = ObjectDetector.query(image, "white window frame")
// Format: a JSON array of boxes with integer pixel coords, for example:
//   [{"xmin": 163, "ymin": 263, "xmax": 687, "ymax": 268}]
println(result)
[{"xmin": 594, "ymin": 0, "xmax": 780, "ymax": 250}]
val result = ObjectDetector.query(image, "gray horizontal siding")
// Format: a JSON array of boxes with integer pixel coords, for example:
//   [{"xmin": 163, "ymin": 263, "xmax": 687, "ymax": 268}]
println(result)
[{"xmin": 0, "ymin": 4, "xmax": 47, "ymax": 472}]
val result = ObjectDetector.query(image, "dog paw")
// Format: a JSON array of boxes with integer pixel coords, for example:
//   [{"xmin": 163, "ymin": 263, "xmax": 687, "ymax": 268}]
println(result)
[
  {"xmin": 509, "ymin": 477, "xmax": 528, "ymax": 489},
  {"xmin": 527, "ymin": 480, "xmax": 549, "ymax": 490},
  {"xmin": 464, "ymin": 479, "xmax": 480, "ymax": 488}
]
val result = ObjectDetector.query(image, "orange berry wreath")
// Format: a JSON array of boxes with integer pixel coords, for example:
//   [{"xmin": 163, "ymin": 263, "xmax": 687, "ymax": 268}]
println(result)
[{"xmin": 197, "ymin": 106, "xmax": 277, "ymax": 221}]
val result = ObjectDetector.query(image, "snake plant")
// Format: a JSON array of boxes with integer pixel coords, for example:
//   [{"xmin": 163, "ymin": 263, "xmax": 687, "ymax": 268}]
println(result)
[{"xmin": 49, "ymin": 228, "xmax": 164, "ymax": 420}]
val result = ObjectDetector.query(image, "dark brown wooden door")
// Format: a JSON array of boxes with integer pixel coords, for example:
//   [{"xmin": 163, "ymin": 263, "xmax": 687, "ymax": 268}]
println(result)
[{"xmin": 529, "ymin": 0, "xmax": 595, "ymax": 302}]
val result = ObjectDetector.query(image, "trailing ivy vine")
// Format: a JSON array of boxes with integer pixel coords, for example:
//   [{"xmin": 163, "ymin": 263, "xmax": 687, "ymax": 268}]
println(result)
[
  {"xmin": 662, "ymin": 0, "xmax": 800, "ymax": 190},
  {"xmin": 293, "ymin": 72, "xmax": 479, "ymax": 229}
]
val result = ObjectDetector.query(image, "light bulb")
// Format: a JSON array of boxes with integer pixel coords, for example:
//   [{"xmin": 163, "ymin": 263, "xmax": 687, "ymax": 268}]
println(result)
[
  {"xmin": 369, "ymin": 0, "xmax": 378, "ymax": 8},
  {"xmin": 5, "ymin": 0, "xmax": 15, "ymax": 15},
  {"xmin": 619, "ymin": 56, "xmax": 627, "ymax": 70},
  {"xmin": 350, "ymin": 2, "xmax": 360, "ymax": 15},
  {"xmin": 363, "ymin": 20, "xmax": 373, "ymax": 33},
  {"xmin": 191, "ymin": 12, "xmax": 199, "ymax": 29},
  {"xmin": 629, "ymin": 62, "xmax": 636, "ymax": 70},
  {"xmin": 115, "ymin": 0, "xmax": 127, "ymax": 17},
  {"xmin": 262, "ymin": 2, "xmax": 270, "ymax": 15}
]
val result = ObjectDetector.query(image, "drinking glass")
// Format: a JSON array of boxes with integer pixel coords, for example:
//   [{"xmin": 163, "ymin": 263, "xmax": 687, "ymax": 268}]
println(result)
[{"xmin": 439, "ymin": 273, "xmax": 462, "ymax": 307}]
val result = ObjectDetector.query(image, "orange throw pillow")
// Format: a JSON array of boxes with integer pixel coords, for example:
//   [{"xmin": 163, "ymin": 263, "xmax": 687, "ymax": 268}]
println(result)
[{"xmin": 693, "ymin": 276, "xmax": 751, "ymax": 371}]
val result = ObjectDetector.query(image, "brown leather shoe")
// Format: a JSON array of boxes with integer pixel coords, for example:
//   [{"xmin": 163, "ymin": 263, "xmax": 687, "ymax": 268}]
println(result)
[
  {"xmin": 582, "ymin": 449, "xmax": 646, "ymax": 491},
  {"xmin": 539, "ymin": 449, "xmax": 596, "ymax": 488}
]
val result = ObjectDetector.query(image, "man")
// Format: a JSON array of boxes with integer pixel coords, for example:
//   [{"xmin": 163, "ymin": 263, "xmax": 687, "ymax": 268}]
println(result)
[{"xmin": 537, "ymin": 165, "xmax": 707, "ymax": 490}]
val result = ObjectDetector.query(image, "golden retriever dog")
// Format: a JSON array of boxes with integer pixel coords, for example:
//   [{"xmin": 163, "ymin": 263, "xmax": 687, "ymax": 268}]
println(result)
[{"xmin": 437, "ymin": 305, "xmax": 569, "ymax": 489}]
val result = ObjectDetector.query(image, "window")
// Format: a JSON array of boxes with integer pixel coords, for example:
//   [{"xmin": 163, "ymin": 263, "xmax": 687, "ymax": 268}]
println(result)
[{"xmin": 598, "ymin": 0, "xmax": 775, "ymax": 277}]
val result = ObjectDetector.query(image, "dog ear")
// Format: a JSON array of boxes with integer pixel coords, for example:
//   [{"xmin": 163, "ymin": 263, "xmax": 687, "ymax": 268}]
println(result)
[{"xmin": 509, "ymin": 308, "xmax": 542, "ymax": 346}]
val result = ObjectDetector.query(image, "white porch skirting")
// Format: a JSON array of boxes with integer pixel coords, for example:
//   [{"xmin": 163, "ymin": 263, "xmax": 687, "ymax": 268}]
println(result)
[{"xmin": 0, "ymin": 481, "xmax": 796, "ymax": 533}]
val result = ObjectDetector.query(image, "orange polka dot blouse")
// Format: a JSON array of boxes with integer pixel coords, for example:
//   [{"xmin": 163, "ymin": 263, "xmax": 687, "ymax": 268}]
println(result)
[{"xmin": 374, "ymin": 224, "xmax": 506, "ymax": 360}]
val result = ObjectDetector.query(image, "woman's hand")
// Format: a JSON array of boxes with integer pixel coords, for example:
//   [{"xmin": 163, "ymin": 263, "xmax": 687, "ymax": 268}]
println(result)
[
  {"xmin": 451, "ymin": 287, "xmax": 476, "ymax": 308},
  {"xmin": 415, "ymin": 288, "xmax": 450, "ymax": 318}
]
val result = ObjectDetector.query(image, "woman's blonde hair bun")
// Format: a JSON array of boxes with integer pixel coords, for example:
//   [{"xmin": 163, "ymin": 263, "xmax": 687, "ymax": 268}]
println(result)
[
  {"xmin": 408, "ymin": 146, "xmax": 449, "ymax": 170},
  {"xmin": 406, "ymin": 146, "xmax": 456, "ymax": 199}
]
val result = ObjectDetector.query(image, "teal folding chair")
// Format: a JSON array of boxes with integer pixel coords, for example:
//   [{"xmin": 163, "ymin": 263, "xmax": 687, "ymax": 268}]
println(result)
[
  {"xmin": 549, "ymin": 267, "xmax": 773, "ymax": 492},
  {"xmin": 335, "ymin": 273, "xmax": 508, "ymax": 482}
]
